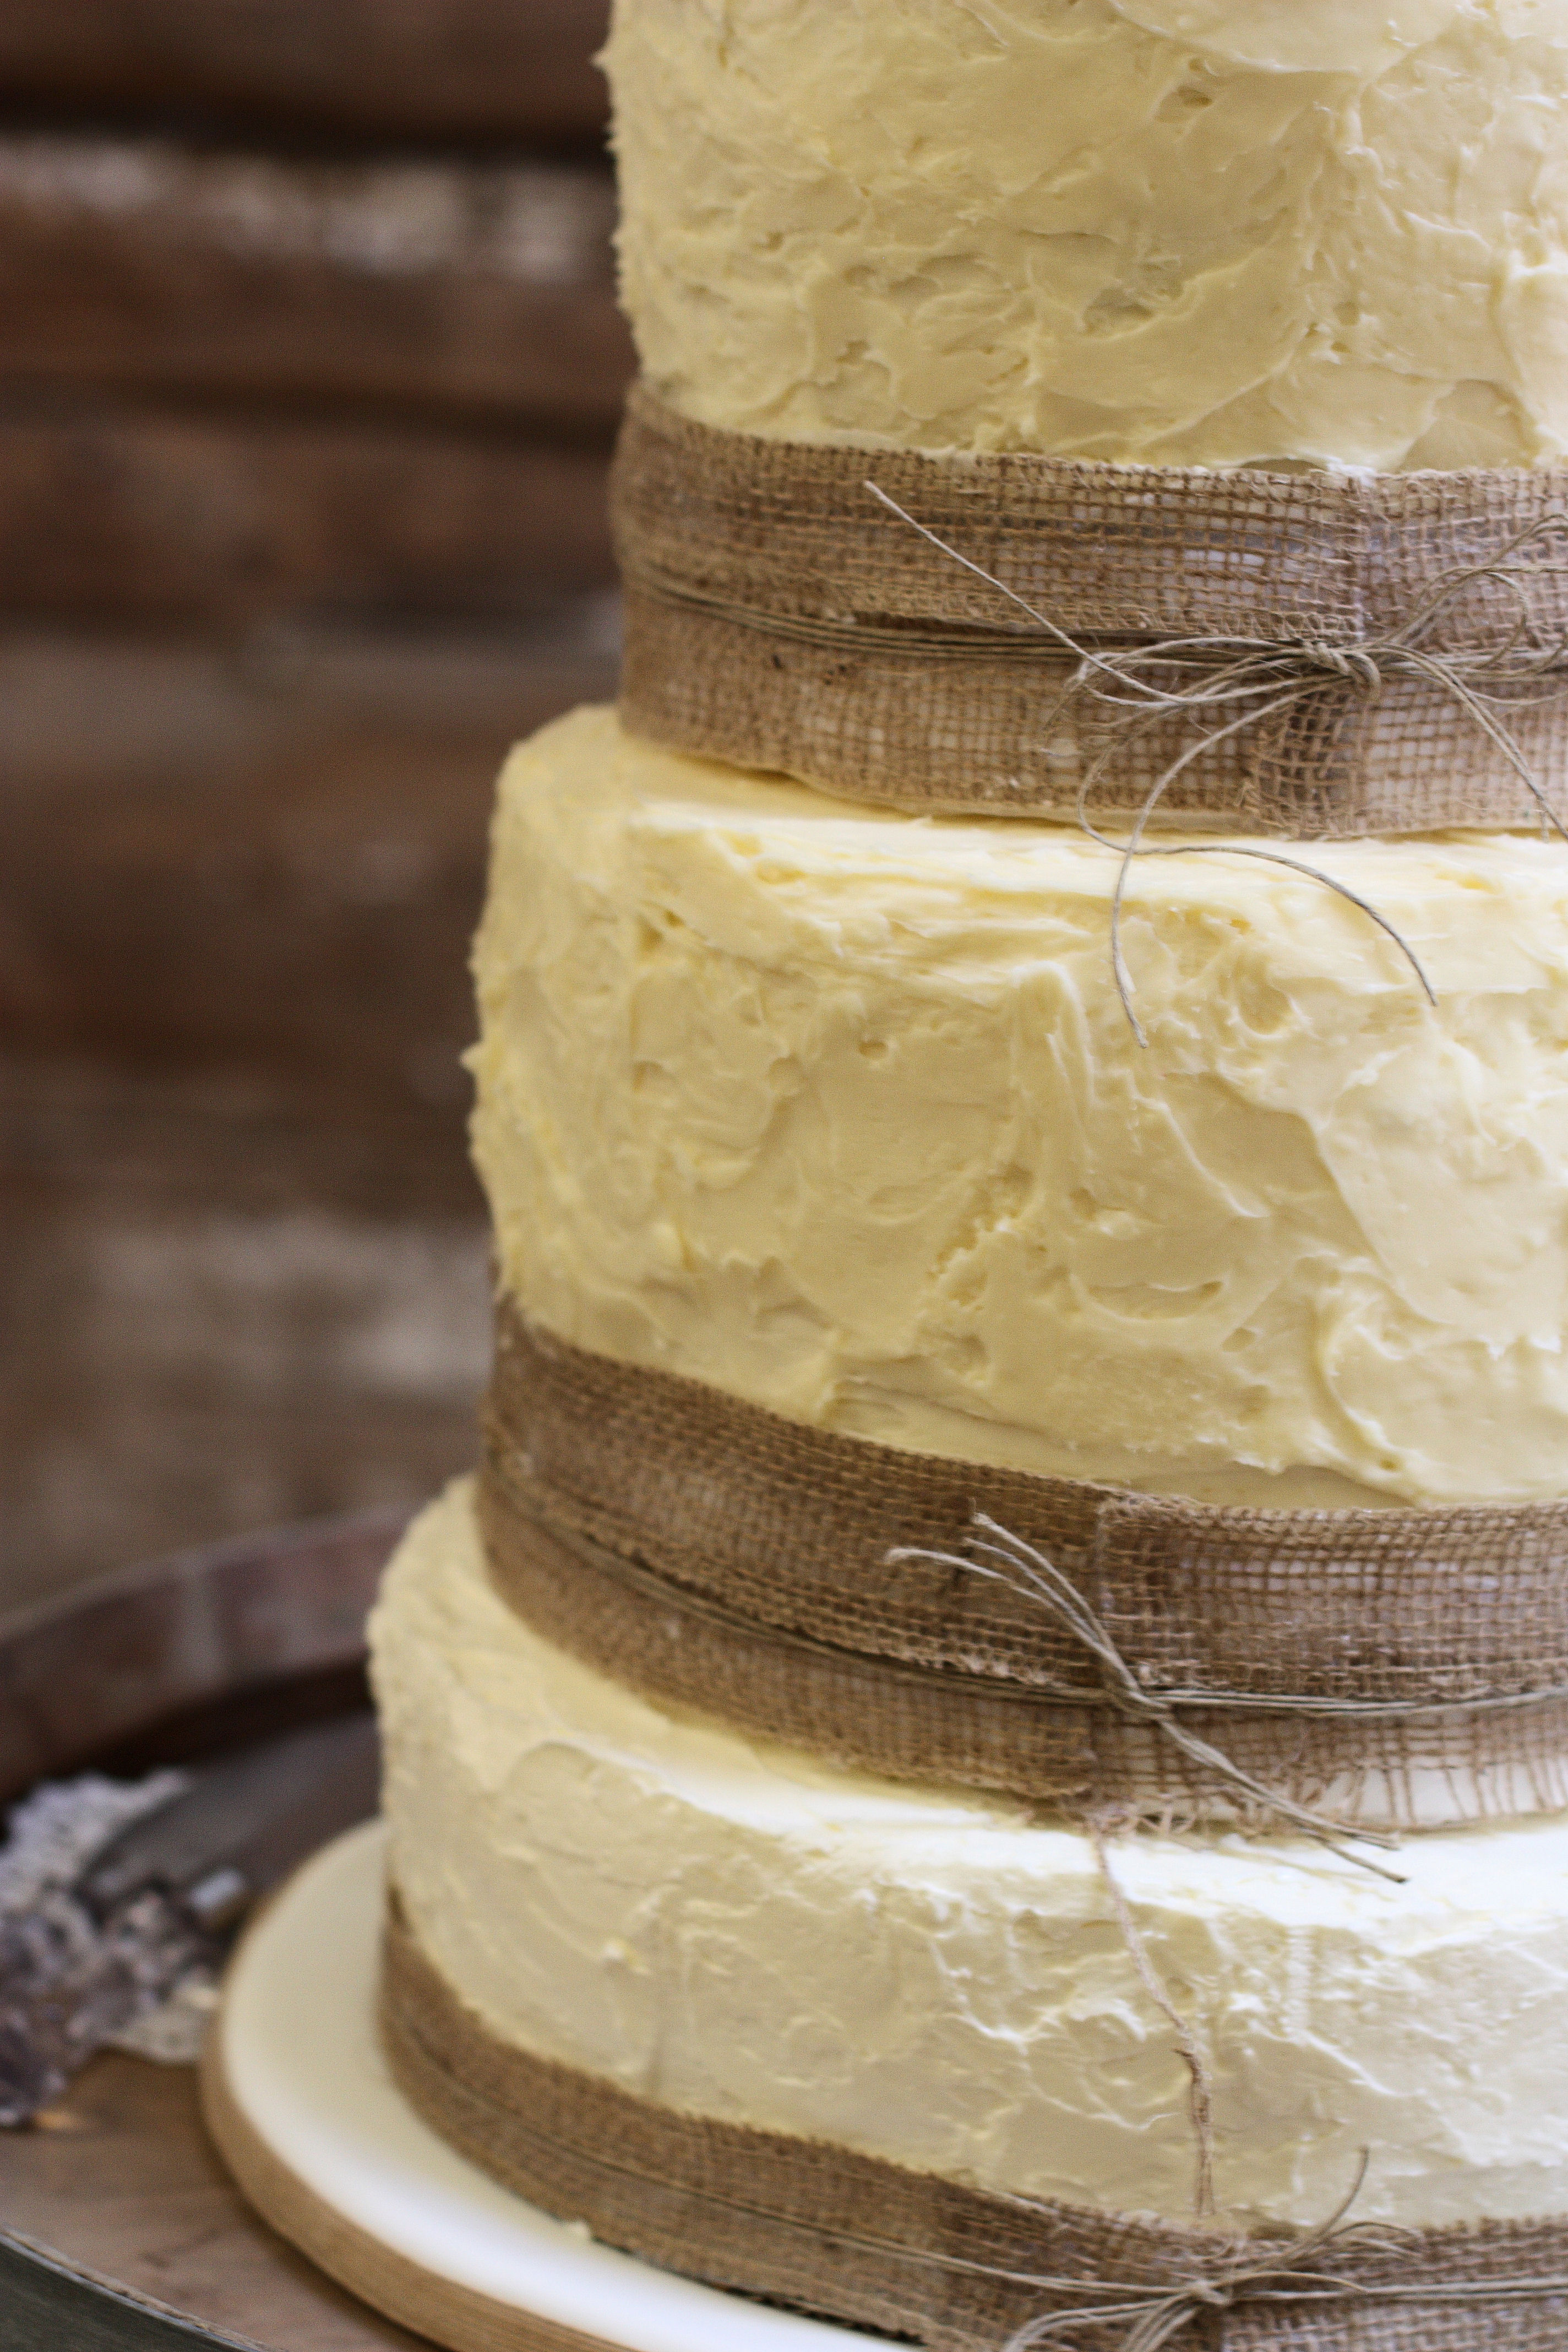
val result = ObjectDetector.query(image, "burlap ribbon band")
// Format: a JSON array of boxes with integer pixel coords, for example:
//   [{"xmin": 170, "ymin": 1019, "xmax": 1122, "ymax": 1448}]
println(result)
[
  {"xmin": 480, "ymin": 1303, "xmax": 1568, "ymax": 1834},
  {"xmin": 613, "ymin": 385, "xmax": 1568, "ymax": 836},
  {"xmin": 382, "ymin": 1891, "xmax": 1568, "ymax": 2352}
]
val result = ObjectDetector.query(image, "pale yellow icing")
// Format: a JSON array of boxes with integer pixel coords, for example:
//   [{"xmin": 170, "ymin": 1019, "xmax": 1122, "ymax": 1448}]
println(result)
[
  {"xmin": 470, "ymin": 706, "xmax": 1568, "ymax": 1509},
  {"xmin": 605, "ymin": 0, "xmax": 1568, "ymax": 468},
  {"xmin": 372, "ymin": 1482, "xmax": 1568, "ymax": 2231}
]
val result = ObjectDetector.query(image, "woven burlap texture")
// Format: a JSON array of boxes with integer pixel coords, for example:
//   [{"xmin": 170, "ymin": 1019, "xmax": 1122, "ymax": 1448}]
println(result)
[
  {"xmin": 612, "ymin": 385, "xmax": 1568, "ymax": 833},
  {"xmin": 480, "ymin": 1305, "xmax": 1568, "ymax": 1833},
  {"xmin": 382, "ymin": 1893, "xmax": 1568, "ymax": 2352}
]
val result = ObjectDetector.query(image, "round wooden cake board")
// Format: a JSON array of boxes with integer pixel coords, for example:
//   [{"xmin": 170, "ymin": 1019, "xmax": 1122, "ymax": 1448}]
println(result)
[{"xmin": 202, "ymin": 1823, "xmax": 903, "ymax": 2352}]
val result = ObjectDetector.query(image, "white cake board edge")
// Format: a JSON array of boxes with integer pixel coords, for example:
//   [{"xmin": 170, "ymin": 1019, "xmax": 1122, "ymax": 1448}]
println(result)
[{"xmin": 202, "ymin": 1821, "xmax": 904, "ymax": 2352}]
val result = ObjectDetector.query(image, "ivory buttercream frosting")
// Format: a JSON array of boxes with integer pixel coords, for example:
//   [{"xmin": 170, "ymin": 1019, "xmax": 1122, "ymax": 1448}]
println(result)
[
  {"xmin": 607, "ymin": 0, "xmax": 1568, "ymax": 469},
  {"xmin": 471, "ymin": 705, "xmax": 1568, "ymax": 1510},
  {"xmin": 371, "ymin": 1481, "xmax": 1568, "ymax": 2233}
]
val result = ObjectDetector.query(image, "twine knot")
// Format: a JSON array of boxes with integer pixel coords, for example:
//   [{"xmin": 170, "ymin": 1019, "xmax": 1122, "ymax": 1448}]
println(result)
[
  {"xmin": 868, "ymin": 484, "xmax": 1568, "ymax": 1043},
  {"xmin": 888, "ymin": 1515, "xmax": 1406, "ymax": 1881},
  {"xmin": 1000, "ymin": 2157, "xmax": 1399, "ymax": 2352},
  {"xmin": 1301, "ymin": 641, "xmax": 1382, "ymax": 693}
]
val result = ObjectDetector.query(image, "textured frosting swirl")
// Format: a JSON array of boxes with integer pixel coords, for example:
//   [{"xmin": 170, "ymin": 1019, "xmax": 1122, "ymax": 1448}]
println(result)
[
  {"xmin": 471, "ymin": 707, "xmax": 1568, "ymax": 1508},
  {"xmin": 607, "ymin": 0, "xmax": 1568, "ymax": 467}
]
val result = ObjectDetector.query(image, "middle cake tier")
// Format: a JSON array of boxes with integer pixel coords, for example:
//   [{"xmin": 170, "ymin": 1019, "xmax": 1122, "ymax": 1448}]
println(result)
[{"xmin": 472, "ymin": 704, "xmax": 1568, "ymax": 1511}]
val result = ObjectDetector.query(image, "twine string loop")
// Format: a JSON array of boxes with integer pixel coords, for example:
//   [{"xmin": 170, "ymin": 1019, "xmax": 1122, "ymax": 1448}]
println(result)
[
  {"xmin": 1000, "ymin": 2157, "xmax": 1568, "ymax": 2351},
  {"xmin": 866, "ymin": 486, "xmax": 1568, "ymax": 1041},
  {"xmin": 888, "ymin": 1515, "xmax": 1407, "ymax": 1880},
  {"xmin": 484, "ymin": 1308, "xmax": 1568, "ymax": 1832},
  {"xmin": 1304, "ymin": 643, "xmax": 1382, "ymax": 691}
]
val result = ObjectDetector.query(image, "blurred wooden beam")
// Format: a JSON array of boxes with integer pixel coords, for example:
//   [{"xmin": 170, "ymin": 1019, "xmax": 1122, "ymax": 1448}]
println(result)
[
  {"xmin": 0, "ymin": 400, "xmax": 615, "ymax": 628},
  {"xmin": 0, "ymin": 616, "xmax": 618, "ymax": 1081},
  {"xmin": 0, "ymin": 1053, "xmax": 491, "ymax": 1608},
  {"xmin": 0, "ymin": 0, "xmax": 611, "ymax": 145},
  {"xmin": 0, "ymin": 609, "xmax": 623, "ymax": 1601},
  {"xmin": 0, "ymin": 135, "xmax": 631, "ymax": 432}
]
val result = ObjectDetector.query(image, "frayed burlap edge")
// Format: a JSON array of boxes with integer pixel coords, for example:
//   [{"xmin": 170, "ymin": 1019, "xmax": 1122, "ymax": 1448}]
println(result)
[
  {"xmin": 479, "ymin": 1303, "xmax": 1568, "ymax": 1832},
  {"xmin": 380, "ymin": 1891, "xmax": 1568, "ymax": 2352},
  {"xmin": 613, "ymin": 386, "xmax": 1568, "ymax": 834}
]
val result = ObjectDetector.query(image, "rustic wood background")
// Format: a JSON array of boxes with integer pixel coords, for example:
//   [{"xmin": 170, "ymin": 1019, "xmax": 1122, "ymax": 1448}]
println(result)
[{"xmin": 1, "ymin": 0, "xmax": 627, "ymax": 1617}]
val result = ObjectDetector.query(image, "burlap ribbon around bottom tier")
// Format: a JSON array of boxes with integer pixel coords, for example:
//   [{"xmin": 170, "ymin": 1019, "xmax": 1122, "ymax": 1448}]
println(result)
[
  {"xmin": 478, "ymin": 1303, "xmax": 1568, "ymax": 1834},
  {"xmin": 612, "ymin": 384, "xmax": 1568, "ymax": 835},
  {"xmin": 380, "ymin": 1893, "xmax": 1568, "ymax": 2352}
]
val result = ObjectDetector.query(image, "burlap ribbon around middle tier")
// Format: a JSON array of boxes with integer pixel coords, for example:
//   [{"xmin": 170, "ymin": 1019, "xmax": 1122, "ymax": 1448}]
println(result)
[
  {"xmin": 613, "ymin": 384, "xmax": 1568, "ymax": 836},
  {"xmin": 381, "ymin": 1892, "xmax": 1568, "ymax": 2352},
  {"xmin": 478, "ymin": 1304, "xmax": 1568, "ymax": 1835}
]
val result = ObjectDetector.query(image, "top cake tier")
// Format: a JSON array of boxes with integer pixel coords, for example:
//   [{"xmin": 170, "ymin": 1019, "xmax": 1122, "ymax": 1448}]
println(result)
[{"xmin": 606, "ymin": 0, "xmax": 1568, "ymax": 471}]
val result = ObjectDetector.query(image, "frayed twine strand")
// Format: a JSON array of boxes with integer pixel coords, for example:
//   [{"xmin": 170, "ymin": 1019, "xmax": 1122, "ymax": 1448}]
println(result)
[
  {"xmin": 1088, "ymin": 1820, "xmax": 1217, "ymax": 2224},
  {"xmin": 867, "ymin": 485, "xmax": 1568, "ymax": 1043}
]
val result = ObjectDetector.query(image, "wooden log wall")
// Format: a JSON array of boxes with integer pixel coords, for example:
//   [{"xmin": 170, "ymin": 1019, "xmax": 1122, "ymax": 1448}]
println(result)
[
  {"xmin": 0, "ymin": 32, "xmax": 627, "ymax": 628},
  {"xmin": 0, "ymin": 2, "xmax": 613, "ymax": 143},
  {"xmin": 1, "ymin": 2, "xmax": 629, "ymax": 1606}
]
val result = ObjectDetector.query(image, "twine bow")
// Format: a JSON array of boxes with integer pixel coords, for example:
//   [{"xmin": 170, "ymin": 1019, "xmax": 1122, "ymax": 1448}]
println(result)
[
  {"xmin": 889, "ymin": 1515, "xmax": 1406, "ymax": 1880},
  {"xmin": 996, "ymin": 2155, "xmax": 1568, "ymax": 2351},
  {"xmin": 882, "ymin": 1515, "xmax": 1568, "ymax": 2341},
  {"xmin": 1003, "ymin": 2156, "xmax": 1389, "ymax": 2350},
  {"xmin": 868, "ymin": 488, "xmax": 1568, "ymax": 1042}
]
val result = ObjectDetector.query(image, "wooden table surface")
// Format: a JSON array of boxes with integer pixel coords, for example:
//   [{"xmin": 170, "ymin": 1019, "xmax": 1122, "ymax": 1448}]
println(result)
[{"xmin": 0, "ymin": 2054, "xmax": 427, "ymax": 2351}]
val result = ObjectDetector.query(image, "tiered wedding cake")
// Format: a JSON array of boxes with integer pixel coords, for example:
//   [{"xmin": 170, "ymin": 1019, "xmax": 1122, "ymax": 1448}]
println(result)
[{"xmin": 370, "ymin": 6, "xmax": 1568, "ymax": 2344}]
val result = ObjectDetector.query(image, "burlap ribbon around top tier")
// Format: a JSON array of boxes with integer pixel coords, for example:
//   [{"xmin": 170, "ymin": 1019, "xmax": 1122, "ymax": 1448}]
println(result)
[
  {"xmin": 478, "ymin": 1303, "xmax": 1568, "ymax": 1835},
  {"xmin": 381, "ymin": 1892, "xmax": 1568, "ymax": 2352},
  {"xmin": 612, "ymin": 384, "xmax": 1568, "ymax": 835}
]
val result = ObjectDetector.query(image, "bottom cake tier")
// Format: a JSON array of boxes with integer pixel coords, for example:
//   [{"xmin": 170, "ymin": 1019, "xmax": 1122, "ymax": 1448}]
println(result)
[{"xmin": 369, "ymin": 1480, "xmax": 1568, "ymax": 2236}]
